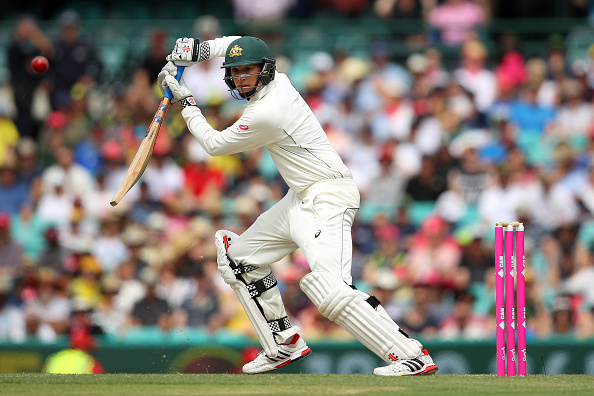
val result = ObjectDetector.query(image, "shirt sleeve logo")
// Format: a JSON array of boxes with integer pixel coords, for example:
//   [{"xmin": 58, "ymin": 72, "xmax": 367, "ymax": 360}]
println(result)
[
  {"xmin": 229, "ymin": 45, "xmax": 243, "ymax": 57},
  {"xmin": 239, "ymin": 124, "xmax": 249, "ymax": 130}
]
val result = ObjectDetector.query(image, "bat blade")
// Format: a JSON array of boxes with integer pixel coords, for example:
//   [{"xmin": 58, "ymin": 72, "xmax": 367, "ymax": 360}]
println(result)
[
  {"xmin": 109, "ymin": 65, "xmax": 186, "ymax": 207},
  {"xmin": 109, "ymin": 97, "xmax": 171, "ymax": 207}
]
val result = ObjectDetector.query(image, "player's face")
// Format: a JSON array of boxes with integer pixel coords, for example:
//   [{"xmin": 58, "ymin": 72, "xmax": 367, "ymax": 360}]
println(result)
[{"xmin": 230, "ymin": 64, "xmax": 262, "ymax": 94}]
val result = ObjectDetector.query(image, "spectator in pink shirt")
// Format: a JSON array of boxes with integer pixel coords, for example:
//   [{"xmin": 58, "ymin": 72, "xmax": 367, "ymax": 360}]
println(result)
[
  {"xmin": 428, "ymin": 0, "xmax": 486, "ymax": 46},
  {"xmin": 407, "ymin": 216, "xmax": 464, "ymax": 290}
]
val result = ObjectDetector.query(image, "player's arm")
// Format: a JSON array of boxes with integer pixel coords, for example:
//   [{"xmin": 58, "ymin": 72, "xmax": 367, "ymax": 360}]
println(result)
[
  {"xmin": 158, "ymin": 65, "xmax": 279, "ymax": 156},
  {"xmin": 182, "ymin": 105, "xmax": 278, "ymax": 156},
  {"xmin": 167, "ymin": 36, "xmax": 241, "ymax": 66}
]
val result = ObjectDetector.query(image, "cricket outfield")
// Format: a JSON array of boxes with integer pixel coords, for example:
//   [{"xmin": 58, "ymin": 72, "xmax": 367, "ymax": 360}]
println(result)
[{"xmin": 1, "ymin": 373, "xmax": 593, "ymax": 396}]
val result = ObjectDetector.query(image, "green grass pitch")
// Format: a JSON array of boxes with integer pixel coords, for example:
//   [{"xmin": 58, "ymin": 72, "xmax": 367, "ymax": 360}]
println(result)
[{"xmin": 1, "ymin": 374, "xmax": 593, "ymax": 395}]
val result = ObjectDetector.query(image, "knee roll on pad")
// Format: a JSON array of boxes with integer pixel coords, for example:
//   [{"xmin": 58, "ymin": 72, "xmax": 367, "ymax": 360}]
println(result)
[{"xmin": 300, "ymin": 271, "xmax": 421, "ymax": 363}]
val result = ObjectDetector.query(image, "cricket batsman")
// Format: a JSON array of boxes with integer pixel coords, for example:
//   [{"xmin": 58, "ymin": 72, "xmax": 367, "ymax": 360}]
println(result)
[{"xmin": 158, "ymin": 35, "xmax": 438, "ymax": 376}]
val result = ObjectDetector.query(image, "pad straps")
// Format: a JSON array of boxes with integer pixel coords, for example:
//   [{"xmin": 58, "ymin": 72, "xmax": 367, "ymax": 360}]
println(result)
[
  {"xmin": 225, "ymin": 253, "xmax": 292, "ymax": 334},
  {"xmin": 228, "ymin": 254, "xmax": 258, "ymax": 276},
  {"xmin": 350, "ymin": 284, "xmax": 381, "ymax": 309},
  {"xmin": 268, "ymin": 316, "xmax": 292, "ymax": 333},
  {"xmin": 246, "ymin": 272, "xmax": 278, "ymax": 298}
]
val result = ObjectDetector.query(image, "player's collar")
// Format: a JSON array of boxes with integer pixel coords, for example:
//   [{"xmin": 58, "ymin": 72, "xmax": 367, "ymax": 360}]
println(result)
[{"xmin": 250, "ymin": 78, "xmax": 275, "ymax": 101}]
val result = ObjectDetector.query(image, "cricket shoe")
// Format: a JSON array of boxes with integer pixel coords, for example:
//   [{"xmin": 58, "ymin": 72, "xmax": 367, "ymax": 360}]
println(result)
[
  {"xmin": 373, "ymin": 349, "xmax": 438, "ymax": 376},
  {"xmin": 242, "ymin": 334, "xmax": 312, "ymax": 374}
]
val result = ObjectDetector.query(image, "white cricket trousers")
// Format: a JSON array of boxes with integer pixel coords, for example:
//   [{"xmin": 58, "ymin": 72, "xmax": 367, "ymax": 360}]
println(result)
[{"xmin": 227, "ymin": 178, "xmax": 360, "ymax": 325}]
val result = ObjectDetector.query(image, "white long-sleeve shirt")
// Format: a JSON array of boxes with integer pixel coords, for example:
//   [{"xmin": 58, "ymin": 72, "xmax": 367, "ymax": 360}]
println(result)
[{"xmin": 182, "ymin": 37, "xmax": 352, "ymax": 193}]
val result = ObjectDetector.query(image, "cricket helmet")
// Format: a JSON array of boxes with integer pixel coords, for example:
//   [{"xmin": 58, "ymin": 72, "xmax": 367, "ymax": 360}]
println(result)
[{"xmin": 222, "ymin": 36, "xmax": 276, "ymax": 99}]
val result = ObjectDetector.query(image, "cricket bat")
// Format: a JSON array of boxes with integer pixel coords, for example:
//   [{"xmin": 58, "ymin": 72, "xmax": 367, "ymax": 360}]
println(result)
[{"xmin": 110, "ymin": 66, "xmax": 185, "ymax": 207}]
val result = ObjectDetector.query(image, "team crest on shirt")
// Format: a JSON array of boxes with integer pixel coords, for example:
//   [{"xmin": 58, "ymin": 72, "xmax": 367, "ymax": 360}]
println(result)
[
  {"xmin": 229, "ymin": 45, "xmax": 243, "ymax": 57},
  {"xmin": 239, "ymin": 125, "xmax": 249, "ymax": 130}
]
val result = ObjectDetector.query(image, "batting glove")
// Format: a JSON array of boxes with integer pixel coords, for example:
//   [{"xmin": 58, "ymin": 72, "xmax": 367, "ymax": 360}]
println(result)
[
  {"xmin": 157, "ymin": 61, "xmax": 177, "ymax": 96},
  {"xmin": 166, "ymin": 37, "xmax": 201, "ymax": 66},
  {"xmin": 163, "ymin": 75, "xmax": 195, "ymax": 107}
]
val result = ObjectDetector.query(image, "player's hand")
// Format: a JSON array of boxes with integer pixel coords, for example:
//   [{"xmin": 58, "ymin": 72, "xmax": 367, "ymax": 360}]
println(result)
[
  {"xmin": 163, "ymin": 75, "xmax": 192, "ymax": 103},
  {"xmin": 166, "ymin": 37, "xmax": 201, "ymax": 66},
  {"xmin": 157, "ymin": 61, "xmax": 177, "ymax": 96}
]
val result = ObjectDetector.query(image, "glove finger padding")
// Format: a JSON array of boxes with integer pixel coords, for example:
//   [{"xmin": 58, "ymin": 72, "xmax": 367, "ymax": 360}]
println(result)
[
  {"xmin": 157, "ymin": 61, "xmax": 178, "ymax": 97},
  {"xmin": 163, "ymin": 75, "xmax": 192, "ymax": 103},
  {"xmin": 167, "ymin": 37, "xmax": 200, "ymax": 66}
]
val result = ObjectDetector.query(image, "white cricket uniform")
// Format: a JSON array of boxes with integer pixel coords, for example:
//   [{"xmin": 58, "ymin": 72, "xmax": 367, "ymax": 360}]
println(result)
[{"xmin": 180, "ymin": 36, "xmax": 360, "ymax": 323}]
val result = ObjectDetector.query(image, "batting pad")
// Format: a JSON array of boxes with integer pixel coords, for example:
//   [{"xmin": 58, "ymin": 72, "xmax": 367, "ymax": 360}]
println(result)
[
  {"xmin": 215, "ymin": 230, "xmax": 299, "ymax": 358},
  {"xmin": 300, "ymin": 271, "xmax": 421, "ymax": 363}
]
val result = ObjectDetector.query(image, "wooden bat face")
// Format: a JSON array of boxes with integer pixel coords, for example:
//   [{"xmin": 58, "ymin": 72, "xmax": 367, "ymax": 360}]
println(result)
[
  {"xmin": 109, "ymin": 97, "xmax": 171, "ymax": 207},
  {"xmin": 109, "ymin": 65, "xmax": 186, "ymax": 207}
]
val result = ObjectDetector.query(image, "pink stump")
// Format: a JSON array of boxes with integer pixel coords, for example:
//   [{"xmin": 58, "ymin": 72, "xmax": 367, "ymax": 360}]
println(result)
[
  {"xmin": 516, "ymin": 224, "xmax": 527, "ymax": 376},
  {"xmin": 505, "ymin": 224, "xmax": 516, "ymax": 376},
  {"xmin": 495, "ymin": 224, "xmax": 505, "ymax": 376}
]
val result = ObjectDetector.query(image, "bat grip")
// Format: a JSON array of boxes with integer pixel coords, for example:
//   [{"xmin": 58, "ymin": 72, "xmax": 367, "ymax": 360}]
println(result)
[{"xmin": 164, "ymin": 66, "xmax": 186, "ymax": 100}]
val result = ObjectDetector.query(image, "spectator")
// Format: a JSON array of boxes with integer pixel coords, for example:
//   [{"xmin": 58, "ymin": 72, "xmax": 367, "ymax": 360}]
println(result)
[
  {"xmin": 16, "ymin": 138, "xmax": 43, "ymax": 201},
  {"xmin": 508, "ymin": 83, "xmax": 556, "ymax": 139},
  {"xmin": 92, "ymin": 213, "xmax": 128, "ymax": 273},
  {"xmin": 405, "ymin": 154, "xmax": 447, "ymax": 202},
  {"xmin": 92, "ymin": 274, "xmax": 126, "ymax": 336},
  {"xmin": 127, "ymin": 269, "xmax": 172, "ymax": 330},
  {"xmin": 49, "ymin": 10, "xmax": 102, "ymax": 109},
  {"xmin": 447, "ymin": 147, "xmax": 491, "ymax": 206},
  {"xmin": 329, "ymin": 0, "xmax": 370, "ymax": 17},
  {"xmin": 155, "ymin": 265, "xmax": 193, "ymax": 310},
  {"xmin": 37, "ymin": 227, "xmax": 69, "ymax": 275},
  {"xmin": 178, "ymin": 260, "xmax": 222, "ymax": 329},
  {"xmin": 182, "ymin": 138, "xmax": 226, "ymax": 209},
  {"xmin": 0, "ymin": 154, "xmax": 31, "ymax": 215},
  {"xmin": 453, "ymin": 40, "xmax": 496, "ymax": 113},
  {"xmin": 40, "ymin": 146, "xmax": 96, "ymax": 198},
  {"xmin": 101, "ymin": 140, "xmax": 140, "ymax": 204},
  {"xmin": 458, "ymin": 232, "xmax": 491, "ymax": 286},
  {"xmin": 0, "ymin": 280, "xmax": 26, "ymax": 343},
  {"xmin": 368, "ymin": 269, "xmax": 406, "ymax": 321},
  {"xmin": 125, "ymin": 68, "xmax": 160, "ymax": 125},
  {"xmin": 355, "ymin": 41, "xmax": 411, "ymax": 113},
  {"xmin": 0, "ymin": 106, "xmax": 19, "ymax": 169},
  {"xmin": 374, "ymin": 0, "xmax": 423, "ymax": 19},
  {"xmin": 551, "ymin": 79, "xmax": 594, "ymax": 141},
  {"xmin": 113, "ymin": 261, "xmax": 145, "ymax": 315},
  {"xmin": 10, "ymin": 203, "xmax": 47, "ymax": 261},
  {"xmin": 140, "ymin": 29, "xmax": 169, "ymax": 85},
  {"xmin": 370, "ymin": 78, "xmax": 415, "ymax": 143},
  {"xmin": 35, "ymin": 173, "xmax": 73, "ymax": 227},
  {"xmin": 438, "ymin": 289, "xmax": 490, "ymax": 340},
  {"xmin": 184, "ymin": 16, "xmax": 230, "ymax": 106},
  {"xmin": 142, "ymin": 135, "xmax": 184, "ymax": 202},
  {"xmin": 428, "ymin": 0, "xmax": 486, "ymax": 47},
  {"xmin": 7, "ymin": 15, "xmax": 53, "ymax": 139},
  {"xmin": 0, "ymin": 212, "xmax": 24, "ymax": 282},
  {"xmin": 548, "ymin": 294, "xmax": 577, "ymax": 338},
  {"xmin": 359, "ymin": 143, "xmax": 406, "ymax": 218},
  {"xmin": 362, "ymin": 224, "xmax": 407, "ymax": 287},
  {"xmin": 232, "ymin": 0, "xmax": 297, "ymax": 23},
  {"xmin": 120, "ymin": 224, "xmax": 149, "ymax": 273},
  {"xmin": 70, "ymin": 255, "xmax": 103, "ymax": 310},
  {"xmin": 24, "ymin": 268, "xmax": 71, "ymax": 342},
  {"xmin": 396, "ymin": 282, "xmax": 442, "ymax": 339},
  {"xmin": 525, "ymin": 57, "xmax": 559, "ymax": 108},
  {"xmin": 407, "ymin": 216, "xmax": 463, "ymax": 289}
]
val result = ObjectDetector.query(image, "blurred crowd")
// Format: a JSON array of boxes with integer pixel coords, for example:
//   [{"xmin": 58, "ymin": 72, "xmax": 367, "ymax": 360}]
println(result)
[{"xmin": 2, "ymin": 1, "xmax": 594, "ymax": 350}]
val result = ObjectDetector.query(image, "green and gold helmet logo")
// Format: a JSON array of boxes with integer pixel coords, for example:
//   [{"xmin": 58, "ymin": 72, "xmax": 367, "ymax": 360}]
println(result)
[{"xmin": 229, "ymin": 45, "xmax": 243, "ymax": 57}]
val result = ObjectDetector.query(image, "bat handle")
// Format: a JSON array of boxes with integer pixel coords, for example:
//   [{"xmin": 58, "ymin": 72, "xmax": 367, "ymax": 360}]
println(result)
[{"xmin": 164, "ymin": 66, "xmax": 186, "ymax": 100}]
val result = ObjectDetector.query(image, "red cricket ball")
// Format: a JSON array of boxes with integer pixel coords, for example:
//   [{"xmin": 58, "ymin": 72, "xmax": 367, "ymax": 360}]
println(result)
[{"xmin": 31, "ymin": 56, "xmax": 49, "ymax": 74}]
